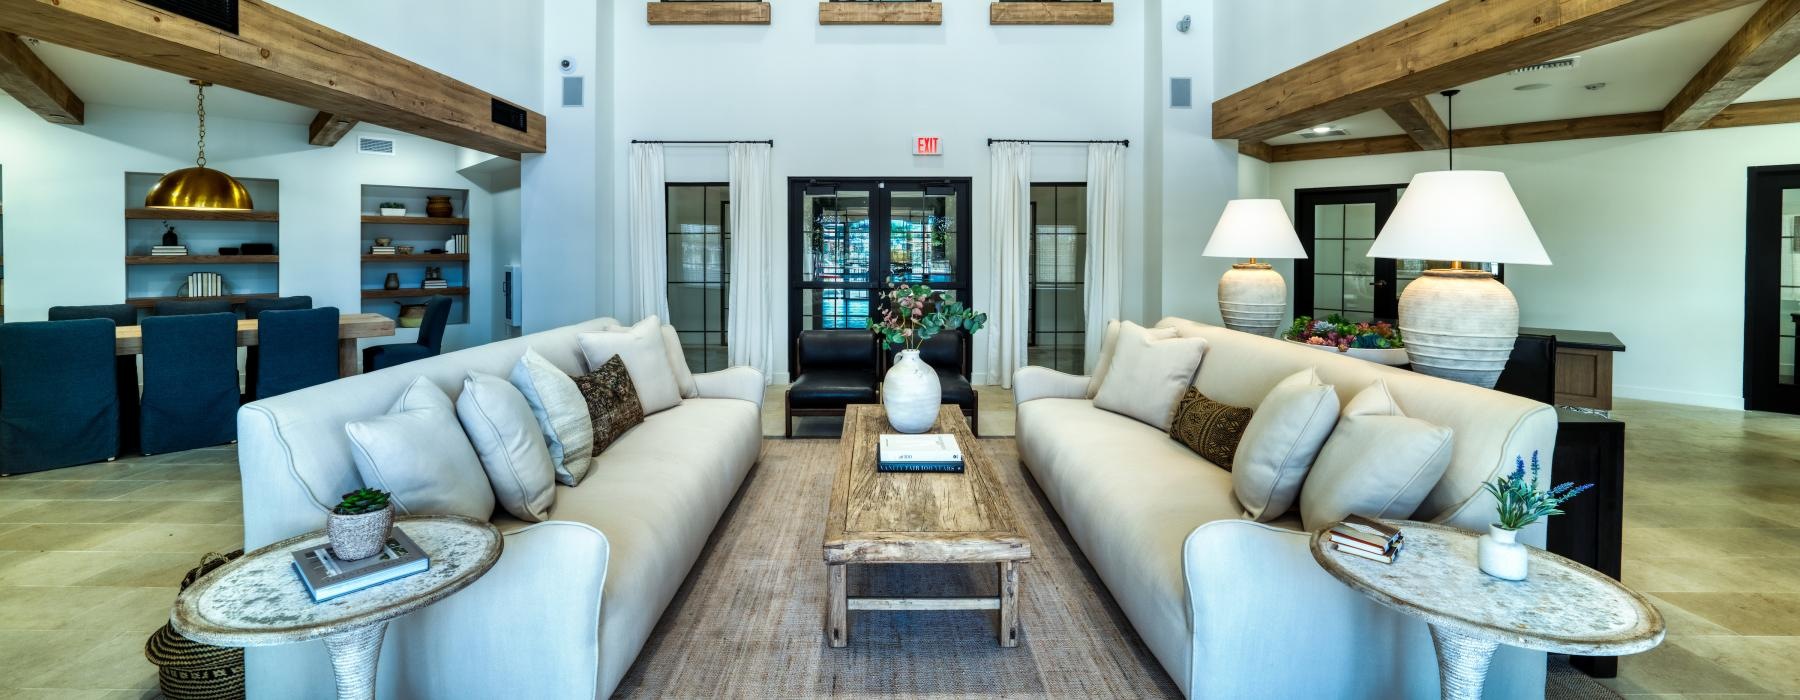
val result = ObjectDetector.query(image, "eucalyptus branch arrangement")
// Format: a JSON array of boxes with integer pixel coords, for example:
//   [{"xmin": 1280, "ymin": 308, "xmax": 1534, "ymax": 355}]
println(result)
[
  {"xmin": 1482, "ymin": 452, "xmax": 1593, "ymax": 531},
  {"xmin": 869, "ymin": 280, "xmax": 988, "ymax": 352}
]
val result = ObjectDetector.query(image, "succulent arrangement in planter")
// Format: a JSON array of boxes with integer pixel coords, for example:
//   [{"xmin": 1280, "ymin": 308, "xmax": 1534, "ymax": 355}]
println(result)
[
  {"xmin": 1476, "ymin": 452, "xmax": 1593, "ymax": 581},
  {"xmin": 1282, "ymin": 314, "xmax": 1408, "ymax": 365},
  {"xmin": 328, "ymin": 488, "xmax": 395, "ymax": 561},
  {"xmin": 378, "ymin": 201, "xmax": 406, "ymax": 216},
  {"xmin": 868, "ymin": 280, "xmax": 988, "ymax": 433}
]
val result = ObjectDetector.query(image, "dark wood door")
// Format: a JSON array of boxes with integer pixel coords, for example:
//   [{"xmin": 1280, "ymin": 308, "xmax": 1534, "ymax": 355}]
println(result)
[
  {"xmin": 1294, "ymin": 185, "xmax": 1403, "ymax": 322},
  {"xmin": 1745, "ymin": 165, "xmax": 1800, "ymax": 413}
]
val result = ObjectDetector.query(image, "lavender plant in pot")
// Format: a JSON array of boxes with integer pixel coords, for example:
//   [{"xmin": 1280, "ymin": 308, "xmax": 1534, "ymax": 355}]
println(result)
[
  {"xmin": 870, "ymin": 280, "xmax": 987, "ymax": 433},
  {"xmin": 328, "ymin": 488, "xmax": 394, "ymax": 561},
  {"xmin": 1478, "ymin": 452, "xmax": 1592, "ymax": 580}
]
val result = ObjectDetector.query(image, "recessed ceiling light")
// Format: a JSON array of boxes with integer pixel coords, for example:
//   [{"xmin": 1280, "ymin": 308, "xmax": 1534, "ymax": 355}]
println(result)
[
  {"xmin": 1514, "ymin": 83, "xmax": 1551, "ymax": 91},
  {"xmin": 1310, "ymin": 126, "xmax": 1334, "ymax": 134}
]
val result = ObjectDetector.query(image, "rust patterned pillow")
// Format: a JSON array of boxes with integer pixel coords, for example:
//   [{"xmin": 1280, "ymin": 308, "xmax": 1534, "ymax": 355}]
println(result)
[
  {"xmin": 1169, "ymin": 387, "xmax": 1254, "ymax": 470},
  {"xmin": 573, "ymin": 354, "xmax": 645, "ymax": 456}
]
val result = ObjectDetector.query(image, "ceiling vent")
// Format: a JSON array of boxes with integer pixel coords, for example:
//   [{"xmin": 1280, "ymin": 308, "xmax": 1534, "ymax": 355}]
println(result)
[
  {"xmin": 1508, "ymin": 56, "xmax": 1579, "ymax": 75},
  {"xmin": 358, "ymin": 137, "xmax": 396, "ymax": 156},
  {"xmin": 1299, "ymin": 129, "xmax": 1349, "ymax": 139}
]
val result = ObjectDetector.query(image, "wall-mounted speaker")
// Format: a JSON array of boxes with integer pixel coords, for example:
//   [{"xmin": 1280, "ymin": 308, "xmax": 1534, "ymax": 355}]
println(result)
[
  {"xmin": 1170, "ymin": 78, "xmax": 1193, "ymax": 109},
  {"xmin": 562, "ymin": 77, "xmax": 584, "ymax": 107}
]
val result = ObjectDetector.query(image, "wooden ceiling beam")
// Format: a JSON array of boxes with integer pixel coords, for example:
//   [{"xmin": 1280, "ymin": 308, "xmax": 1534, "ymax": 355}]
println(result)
[
  {"xmin": 307, "ymin": 111, "xmax": 356, "ymax": 147},
  {"xmin": 1662, "ymin": 0, "xmax": 1800, "ymax": 131},
  {"xmin": 1382, "ymin": 96, "xmax": 1449, "ymax": 151},
  {"xmin": 0, "ymin": 30, "xmax": 80, "ymax": 124},
  {"xmin": 1213, "ymin": 0, "xmax": 1760, "ymax": 143},
  {"xmin": 1236, "ymin": 139, "xmax": 1272, "ymax": 162},
  {"xmin": 0, "ymin": 0, "xmax": 544, "ymax": 158}
]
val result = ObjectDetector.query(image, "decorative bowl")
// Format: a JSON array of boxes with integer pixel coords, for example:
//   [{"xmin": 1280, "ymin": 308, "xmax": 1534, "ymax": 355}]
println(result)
[{"xmin": 1284, "ymin": 339, "xmax": 1410, "ymax": 366}]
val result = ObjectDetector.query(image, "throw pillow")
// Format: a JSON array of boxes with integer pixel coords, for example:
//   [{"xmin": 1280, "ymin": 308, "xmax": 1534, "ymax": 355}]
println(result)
[
  {"xmin": 574, "ymin": 354, "xmax": 646, "ymax": 454},
  {"xmin": 345, "ymin": 377, "xmax": 495, "ymax": 520},
  {"xmin": 1232, "ymin": 368, "xmax": 1340, "ymax": 522},
  {"xmin": 578, "ymin": 316, "xmax": 684, "ymax": 415},
  {"xmin": 457, "ymin": 372, "xmax": 558, "ymax": 522},
  {"xmin": 510, "ymin": 348, "xmax": 594, "ymax": 486},
  {"xmin": 660, "ymin": 324, "xmax": 699, "ymax": 399},
  {"xmin": 1086, "ymin": 320, "xmax": 1122, "ymax": 397},
  {"xmin": 1168, "ymin": 388, "xmax": 1255, "ymax": 470},
  {"xmin": 1300, "ymin": 379, "xmax": 1454, "ymax": 530},
  {"xmin": 1092, "ymin": 321, "xmax": 1205, "ymax": 431}
]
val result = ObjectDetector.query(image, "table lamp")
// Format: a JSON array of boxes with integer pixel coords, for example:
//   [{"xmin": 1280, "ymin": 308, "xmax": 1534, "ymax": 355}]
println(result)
[
  {"xmin": 1367, "ymin": 170, "xmax": 1551, "ymax": 387},
  {"xmin": 1203, "ymin": 199, "xmax": 1307, "ymax": 336}
]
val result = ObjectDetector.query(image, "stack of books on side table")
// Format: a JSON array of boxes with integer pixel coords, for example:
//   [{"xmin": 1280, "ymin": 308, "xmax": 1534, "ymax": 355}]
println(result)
[
  {"xmin": 877, "ymin": 433, "xmax": 964, "ymax": 473},
  {"xmin": 1329, "ymin": 515, "xmax": 1405, "ymax": 563},
  {"xmin": 291, "ymin": 528, "xmax": 430, "ymax": 602},
  {"xmin": 151, "ymin": 245, "xmax": 188, "ymax": 256}
]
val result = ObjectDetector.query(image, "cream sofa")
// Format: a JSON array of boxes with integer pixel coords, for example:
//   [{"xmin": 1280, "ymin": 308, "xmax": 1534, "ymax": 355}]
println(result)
[
  {"xmin": 236, "ymin": 318, "xmax": 764, "ymax": 699},
  {"xmin": 1015, "ymin": 318, "xmax": 1558, "ymax": 699}
]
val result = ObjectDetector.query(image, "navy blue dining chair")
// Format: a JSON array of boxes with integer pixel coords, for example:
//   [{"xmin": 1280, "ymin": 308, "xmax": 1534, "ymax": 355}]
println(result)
[
  {"xmin": 362, "ymin": 297, "xmax": 452, "ymax": 372},
  {"xmin": 48, "ymin": 304, "xmax": 141, "ymax": 455},
  {"xmin": 241, "ymin": 296, "xmax": 314, "ymax": 400},
  {"xmin": 251, "ymin": 307, "xmax": 340, "ymax": 400},
  {"xmin": 154, "ymin": 299, "xmax": 234, "ymax": 316},
  {"xmin": 139, "ymin": 312, "xmax": 239, "ymax": 454},
  {"xmin": 0, "ymin": 319, "xmax": 120, "ymax": 474}
]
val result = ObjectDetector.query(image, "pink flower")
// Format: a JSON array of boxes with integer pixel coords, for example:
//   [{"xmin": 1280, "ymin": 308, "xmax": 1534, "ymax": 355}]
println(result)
[
  {"xmin": 911, "ymin": 307, "xmax": 922, "ymax": 318},
  {"xmin": 903, "ymin": 329, "xmax": 913, "ymax": 338}
]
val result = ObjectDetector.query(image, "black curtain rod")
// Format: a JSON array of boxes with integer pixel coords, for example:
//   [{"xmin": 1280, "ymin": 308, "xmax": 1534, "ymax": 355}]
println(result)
[
  {"xmin": 631, "ymin": 139, "xmax": 774, "ymax": 145},
  {"xmin": 987, "ymin": 138, "xmax": 1129, "ymax": 147}
]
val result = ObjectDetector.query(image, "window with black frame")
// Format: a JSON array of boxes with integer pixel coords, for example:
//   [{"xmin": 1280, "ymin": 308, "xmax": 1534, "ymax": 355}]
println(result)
[
  {"xmin": 1029, "ymin": 184, "xmax": 1086, "ymax": 374},
  {"xmin": 666, "ymin": 184, "xmax": 730, "ymax": 373}
]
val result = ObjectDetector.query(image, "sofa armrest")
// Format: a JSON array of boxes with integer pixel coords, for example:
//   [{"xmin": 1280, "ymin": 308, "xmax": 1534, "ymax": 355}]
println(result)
[
  {"xmin": 695, "ymin": 366, "xmax": 766, "ymax": 409},
  {"xmin": 1012, "ymin": 366, "xmax": 1090, "ymax": 404}
]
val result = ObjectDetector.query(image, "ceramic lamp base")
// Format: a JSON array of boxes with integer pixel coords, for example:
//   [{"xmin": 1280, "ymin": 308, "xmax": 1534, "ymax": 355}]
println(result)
[
  {"xmin": 1218, "ymin": 263, "xmax": 1287, "ymax": 337},
  {"xmin": 1397, "ymin": 269, "xmax": 1518, "ymax": 388}
]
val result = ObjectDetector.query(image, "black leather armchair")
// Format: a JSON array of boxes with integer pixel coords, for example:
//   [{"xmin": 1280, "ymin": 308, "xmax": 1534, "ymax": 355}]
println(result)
[
  {"xmin": 785, "ymin": 330, "xmax": 879, "ymax": 438},
  {"xmin": 885, "ymin": 329, "xmax": 978, "ymax": 435}
]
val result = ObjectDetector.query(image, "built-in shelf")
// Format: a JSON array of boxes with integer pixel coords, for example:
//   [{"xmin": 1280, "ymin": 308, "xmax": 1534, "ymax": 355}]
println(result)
[
  {"xmin": 360, "ymin": 215, "xmax": 471, "ymax": 226},
  {"xmin": 989, "ymin": 2, "xmax": 1112, "ymax": 25},
  {"xmin": 125, "ymin": 208, "xmax": 279, "ymax": 222},
  {"xmin": 126, "ymin": 293, "xmax": 280, "ymax": 309},
  {"xmin": 648, "ymin": 1, "xmax": 771, "ymax": 24},
  {"xmin": 362, "ymin": 253, "xmax": 469, "ymax": 263},
  {"xmin": 127, "ymin": 255, "xmax": 279, "ymax": 265},
  {"xmin": 361, "ymin": 287, "xmax": 470, "ymax": 300},
  {"xmin": 819, "ymin": 1, "xmax": 941, "ymax": 25}
]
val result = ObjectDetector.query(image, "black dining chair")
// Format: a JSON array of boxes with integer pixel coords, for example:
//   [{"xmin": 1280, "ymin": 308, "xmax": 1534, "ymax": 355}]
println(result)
[
  {"xmin": 241, "ymin": 296, "xmax": 314, "ymax": 400},
  {"xmin": 884, "ymin": 329, "xmax": 979, "ymax": 435},
  {"xmin": 139, "ymin": 312, "xmax": 239, "ymax": 454},
  {"xmin": 785, "ymin": 330, "xmax": 880, "ymax": 438},
  {"xmin": 251, "ymin": 307, "xmax": 339, "ymax": 400},
  {"xmin": 48, "ymin": 304, "xmax": 142, "ymax": 455},
  {"xmin": 0, "ymin": 319, "xmax": 120, "ymax": 474},
  {"xmin": 362, "ymin": 297, "xmax": 452, "ymax": 372},
  {"xmin": 154, "ymin": 299, "xmax": 235, "ymax": 316}
]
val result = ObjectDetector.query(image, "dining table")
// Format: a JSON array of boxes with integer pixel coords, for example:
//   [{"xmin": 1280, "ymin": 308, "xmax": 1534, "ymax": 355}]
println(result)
[{"xmin": 112, "ymin": 312, "xmax": 397, "ymax": 377}]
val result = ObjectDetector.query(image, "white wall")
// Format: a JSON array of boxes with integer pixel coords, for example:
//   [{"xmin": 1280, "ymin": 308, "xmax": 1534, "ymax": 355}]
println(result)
[
  {"xmin": 521, "ymin": 0, "xmax": 605, "ymax": 333},
  {"xmin": 1265, "ymin": 125, "xmax": 1800, "ymax": 409}
]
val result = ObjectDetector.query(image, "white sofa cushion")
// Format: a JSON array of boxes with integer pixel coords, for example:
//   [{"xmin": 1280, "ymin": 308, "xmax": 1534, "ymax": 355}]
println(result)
[
  {"xmin": 1092, "ymin": 321, "xmax": 1203, "ymax": 431},
  {"xmin": 511, "ymin": 348, "xmax": 595, "ymax": 486},
  {"xmin": 660, "ymin": 325, "xmax": 699, "ymax": 399},
  {"xmin": 1232, "ymin": 368, "xmax": 1339, "ymax": 521},
  {"xmin": 345, "ymin": 377, "xmax": 495, "ymax": 520},
  {"xmin": 1086, "ymin": 320, "xmax": 1121, "ymax": 397},
  {"xmin": 579, "ymin": 316, "xmax": 684, "ymax": 415},
  {"xmin": 1300, "ymin": 379, "xmax": 1453, "ymax": 530},
  {"xmin": 457, "ymin": 372, "xmax": 558, "ymax": 522}
]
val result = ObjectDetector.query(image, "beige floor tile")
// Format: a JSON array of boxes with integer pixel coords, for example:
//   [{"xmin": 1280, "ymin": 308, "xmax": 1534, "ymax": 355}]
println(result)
[
  {"xmin": 1648, "ymin": 594, "xmax": 1737, "ymax": 638},
  {"xmin": 85, "ymin": 524, "xmax": 241, "ymax": 554},
  {"xmin": 110, "ymin": 480, "xmax": 241, "ymax": 502},
  {"xmin": 0, "ymin": 587, "xmax": 135, "ymax": 631},
  {"xmin": 1622, "ymin": 527, "xmax": 1800, "ymax": 560},
  {"xmin": 3, "ymin": 481, "xmax": 157, "ymax": 502},
  {"xmin": 0, "ymin": 629, "xmax": 118, "ymax": 688},
  {"xmin": 1654, "ymin": 592, "xmax": 1800, "ymax": 636},
  {"xmin": 103, "ymin": 499, "xmax": 241, "ymax": 525},
  {"xmin": 1595, "ymin": 639, "xmax": 1775, "ymax": 694},
  {"xmin": 1674, "ymin": 636, "xmax": 1800, "ymax": 693},
  {"xmin": 1624, "ymin": 504, "xmax": 1792, "ymax": 530},
  {"xmin": 13, "ymin": 629, "xmax": 159, "ymax": 691},
  {"xmin": 0, "ymin": 552, "xmax": 127, "ymax": 586},
  {"xmin": 0, "ymin": 501, "xmax": 156, "ymax": 525},
  {"xmin": 0, "ymin": 524, "xmax": 134, "ymax": 553},
  {"xmin": 61, "ymin": 586, "xmax": 177, "ymax": 635},
  {"xmin": 73, "ymin": 552, "xmax": 205, "ymax": 588}
]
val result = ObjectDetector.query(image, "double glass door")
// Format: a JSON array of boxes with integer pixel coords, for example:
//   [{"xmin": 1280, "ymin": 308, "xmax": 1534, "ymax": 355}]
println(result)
[{"xmin": 1295, "ymin": 184, "xmax": 1503, "ymax": 323}]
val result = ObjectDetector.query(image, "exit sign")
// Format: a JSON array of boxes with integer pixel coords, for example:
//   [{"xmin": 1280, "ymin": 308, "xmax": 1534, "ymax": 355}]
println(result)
[{"xmin": 915, "ymin": 136, "xmax": 941, "ymax": 156}]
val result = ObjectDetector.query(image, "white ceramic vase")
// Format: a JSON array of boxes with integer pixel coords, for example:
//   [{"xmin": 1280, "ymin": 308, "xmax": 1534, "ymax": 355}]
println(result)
[
  {"xmin": 1477, "ymin": 524, "xmax": 1529, "ymax": 581},
  {"xmin": 1397, "ymin": 269, "xmax": 1519, "ymax": 388},
  {"xmin": 883, "ymin": 349, "xmax": 941, "ymax": 434},
  {"xmin": 1217, "ymin": 263, "xmax": 1287, "ymax": 337}
]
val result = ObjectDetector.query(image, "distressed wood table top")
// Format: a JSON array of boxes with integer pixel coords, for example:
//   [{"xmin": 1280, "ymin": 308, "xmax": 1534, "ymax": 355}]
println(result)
[{"xmin": 823, "ymin": 405, "xmax": 1030, "ymax": 565}]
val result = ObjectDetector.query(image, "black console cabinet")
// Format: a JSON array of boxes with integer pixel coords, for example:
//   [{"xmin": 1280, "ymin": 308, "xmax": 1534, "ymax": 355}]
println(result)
[{"xmin": 1545, "ymin": 407, "xmax": 1627, "ymax": 678}]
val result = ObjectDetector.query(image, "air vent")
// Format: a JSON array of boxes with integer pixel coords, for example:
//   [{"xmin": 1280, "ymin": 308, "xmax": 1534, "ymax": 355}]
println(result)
[
  {"xmin": 358, "ymin": 137, "xmax": 396, "ymax": 156},
  {"xmin": 1508, "ymin": 56, "xmax": 1579, "ymax": 75},
  {"xmin": 492, "ymin": 99, "xmax": 528, "ymax": 132},
  {"xmin": 1300, "ymin": 129, "xmax": 1349, "ymax": 139},
  {"xmin": 137, "ymin": 0, "xmax": 238, "ymax": 34}
]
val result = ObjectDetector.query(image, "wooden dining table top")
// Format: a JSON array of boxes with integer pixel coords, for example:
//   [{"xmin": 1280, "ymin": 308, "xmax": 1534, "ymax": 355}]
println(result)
[{"xmin": 113, "ymin": 312, "xmax": 396, "ymax": 355}]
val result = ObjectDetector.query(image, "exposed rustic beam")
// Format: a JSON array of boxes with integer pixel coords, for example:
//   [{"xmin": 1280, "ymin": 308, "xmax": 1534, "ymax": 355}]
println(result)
[
  {"xmin": 307, "ymin": 111, "xmax": 356, "ymax": 147},
  {"xmin": 989, "ymin": 2, "xmax": 1113, "ymax": 25},
  {"xmin": 1383, "ymin": 96, "xmax": 1449, "ymax": 151},
  {"xmin": 1704, "ymin": 97, "xmax": 1800, "ymax": 128},
  {"xmin": 1237, "ymin": 139, "xmax": 1272, "ymax": 162},
  {"xmin": 819, "ymin": 1, "xmax": 940, "ymax": 25},
  {"xmin": 647, "ymin": 1, "xmax": 770, "ymax": 25},
  {"xmin": 0, "ymin": 0, "xmax": 544, "ymax": 158},
  {"xmin": 1214, "ymin": 0, "xmax": 1759, "ymax": 143},
  {"xmin": 1269, "ymin": 135, "xmax": 1421, "ymax": 163},
  {"xmin": 1663, "ymin": 0, "xmax": 1800, "ymax": 131},
  {"xmin": 0, "ymin": 30, "xmax": 80, "ymax": 123}
]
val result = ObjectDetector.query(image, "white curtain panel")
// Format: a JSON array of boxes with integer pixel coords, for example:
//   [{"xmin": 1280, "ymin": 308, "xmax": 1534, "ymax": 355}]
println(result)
[
  {"xmin": 628, "ymin": 142, "xmax": 671, "ymax": 322},
  {"xmin": 727, "ymin": 142, "xmax": 775, "ymax": 382},
  {"xmin": 1083, "ymin": 142, "xmax": 1126, "ymax": 373},
  {"xmin": 986, "ymin": 142, "xmax": 1032, "ymax": 389}
]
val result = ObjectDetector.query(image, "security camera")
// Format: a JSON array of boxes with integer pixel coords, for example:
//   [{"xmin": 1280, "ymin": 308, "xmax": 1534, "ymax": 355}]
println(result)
[{"xmin": 558, "ymin": 57, "xmax": 577, "ymax": 74}]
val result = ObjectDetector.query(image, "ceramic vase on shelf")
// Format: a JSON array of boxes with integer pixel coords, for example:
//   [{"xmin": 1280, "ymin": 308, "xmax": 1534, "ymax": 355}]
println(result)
[
  {"xmin": 883, "ymin": 349, "xmax": 941, "ymax": 434},
  {"xmin": 327, "ymin": 504, "xmax": 394, "ymax": 561},
  {"xmin": 425, "ymin": 195, "xmax": 454, "ymax": 218},
  {"xmin": 1477, "ymin": 524, "xmax": 1529, "ymax": 581},
  {"xmin": 383, "ymin": 272, "xmax": 400, "ymax": 290}
]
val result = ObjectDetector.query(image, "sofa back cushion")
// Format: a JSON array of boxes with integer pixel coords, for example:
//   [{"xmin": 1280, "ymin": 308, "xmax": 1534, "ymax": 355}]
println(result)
[
  {"xmin": 1299, "ymin": 379, "xmax": 1453, "ymax": 530},
  {"xmin": 578, "ymin": 316, "xmax": 684, "ymax": 415},
  {"xmin": 346, "ymin": 377, "xmax": 496, "ymax": 520},
  {"xmin": 1231, "ymin": 368, "xmax": 1338, "ymax": 521},
  {"xmin": 1092, "ymin": 322, "xmax": 1204, "ymax": 431},
  {"xmin": 457, "ymin": 372, "xmax": 558, "ymax": 522}
]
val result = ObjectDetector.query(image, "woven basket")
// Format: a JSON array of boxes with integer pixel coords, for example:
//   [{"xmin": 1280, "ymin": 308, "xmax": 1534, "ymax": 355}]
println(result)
[{"xmin": 146, "ymin": 550, "xmax": 246, "ymax": 700}]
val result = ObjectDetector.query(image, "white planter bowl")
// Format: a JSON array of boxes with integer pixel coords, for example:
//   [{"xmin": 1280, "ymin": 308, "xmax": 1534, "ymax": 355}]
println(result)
[
  {"xmin": 1284, "ymin": 339, "xmax": 1410, "ymax": 366},
  {"xmin": 379, "ymin": 208, "xmax": 406, "ymax": 217}
]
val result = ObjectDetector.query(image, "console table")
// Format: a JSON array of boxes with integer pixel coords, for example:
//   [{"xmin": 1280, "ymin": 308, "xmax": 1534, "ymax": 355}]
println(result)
[
  {"xmin": 1517, "ymin": 327, "xmax": 1626, "ymax": 410},
  {"xmin": 1546, "ymin": 406, "xmax": 1627, "ymax": 677}
]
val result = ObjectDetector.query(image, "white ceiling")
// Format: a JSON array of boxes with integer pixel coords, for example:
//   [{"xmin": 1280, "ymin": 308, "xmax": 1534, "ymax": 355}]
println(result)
[
  {"xmin": 1265, "ymin": 2, "xmax": 1780, "ymax": 145},
  {"xmin": 28, "ymin": 40, "xmax": 316, "ymax": 124}
]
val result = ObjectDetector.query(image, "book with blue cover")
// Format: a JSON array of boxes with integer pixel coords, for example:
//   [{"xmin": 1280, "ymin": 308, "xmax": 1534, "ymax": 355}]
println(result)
[{"xmin": 291, "ymin": 527, "xmax": 429, "ymax": 602}]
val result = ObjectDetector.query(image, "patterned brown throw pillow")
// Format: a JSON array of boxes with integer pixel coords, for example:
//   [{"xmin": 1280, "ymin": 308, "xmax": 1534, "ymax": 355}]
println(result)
[
  {"xmin": 1169, "ymin": 387, "xmax": 1254, "ymax": 471},
  {"xmin": 573, "ymin": 354, "xmax": 645, "ymax": 454}
]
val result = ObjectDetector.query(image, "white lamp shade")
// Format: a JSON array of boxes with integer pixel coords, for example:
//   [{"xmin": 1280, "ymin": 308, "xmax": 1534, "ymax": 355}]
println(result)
[
  {"xmin": 1367, "ymin": 170, "xmax": 1551, "ymax": 265},
  {"xmin": 1202, "ymin": 199, "xmax": 1307, "ymax": 259}
]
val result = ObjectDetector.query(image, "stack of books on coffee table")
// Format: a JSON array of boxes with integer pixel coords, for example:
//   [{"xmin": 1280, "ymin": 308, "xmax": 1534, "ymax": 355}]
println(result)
[
  {"xmin": 877, "ymin": 434, "xmax": 964, "ymax": 473},
  {"xmin": 1328, "ymin": 515, "xmax": 1404, "ymax": 564}
]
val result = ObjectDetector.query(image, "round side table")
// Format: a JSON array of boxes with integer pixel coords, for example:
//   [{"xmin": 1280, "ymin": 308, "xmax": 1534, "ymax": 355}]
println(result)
[
  {"xmin": 1310, "ymin": 520, "xmax": 1663, "ymax": 700},
  {"xmin": 172, "ymin": 515, "xmax": 502, "ymax": 700}
]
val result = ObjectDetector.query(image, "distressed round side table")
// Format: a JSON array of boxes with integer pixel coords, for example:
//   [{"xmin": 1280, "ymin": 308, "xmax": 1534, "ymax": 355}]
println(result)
[
  {"xmin": 172, "ymin": 515, "xmax": 502, "ymax": 700},
  {"xmin": 1310, "ymin": 520, "xmax": 1663, "ymax": 700}
]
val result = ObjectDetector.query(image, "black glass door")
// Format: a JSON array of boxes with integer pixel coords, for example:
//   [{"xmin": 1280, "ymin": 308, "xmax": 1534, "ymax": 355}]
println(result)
[
  {"xmin": 1746, "ymin": 165, "xmax": 1800, "ymax": 413},
  {"xmin": 1295, "ymin": 185, "xmax": 1402, "ymax": 322}
]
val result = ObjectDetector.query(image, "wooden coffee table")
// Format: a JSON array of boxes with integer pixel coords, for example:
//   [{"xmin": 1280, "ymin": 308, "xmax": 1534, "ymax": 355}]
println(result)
[{"xmin": 822, "ymin": 404, "xmax": 1031, "ymax": 648}]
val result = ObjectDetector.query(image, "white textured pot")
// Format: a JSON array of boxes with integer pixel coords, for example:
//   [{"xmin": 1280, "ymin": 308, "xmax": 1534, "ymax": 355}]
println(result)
[
  {"xmin": 1217, "ymin": 263, "xmax": 1287, "ymax": 337},
  {"xmin": 1477, "ymin": 524, "xmax": 1529, "ymax": 581},
  {"xmin": 883, "ymin": 349, "xmax": 942, "ymax": 434},
  {"xmin": 1397, "ymin": 269, "xmax": 1519, "ymax": 388},
  {"xmin": 1285, "ymin": 339, "xmax": 1410, "ymax": 366},
  {"xmin": 379, "ymin": 207, "xmax": 405, "ymax": 217},
  {"xmin": 328, "ymin": 504, "xmax": 394, "ymax": 561}
]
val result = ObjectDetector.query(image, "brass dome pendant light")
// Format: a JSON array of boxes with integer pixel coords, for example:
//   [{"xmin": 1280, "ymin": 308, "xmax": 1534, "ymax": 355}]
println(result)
[{"xmin": 145, "ymin": 80, "xmax": 252, "ymax": 211}]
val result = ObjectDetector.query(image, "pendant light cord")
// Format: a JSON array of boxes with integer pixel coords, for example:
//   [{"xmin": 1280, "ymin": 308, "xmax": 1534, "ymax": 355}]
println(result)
[
  {"xmin": 194, "ymin": 81, "xmax": 208, "ymax": 169},
  {"xmin": 1441, "ymin": 89, "xmax": 1459, "ymax": 171}
]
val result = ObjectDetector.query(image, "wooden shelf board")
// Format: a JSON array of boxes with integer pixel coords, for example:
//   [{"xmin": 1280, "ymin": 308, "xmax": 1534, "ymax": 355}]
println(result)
[
  {"xmin": 127, "ymin": 255, "xmax": 279, "ymax": 265},
  {"xmin": 361, "ymin": 287, "xmax": 470, "ymax": 299},
  {"xmin": 819, "ymin": 2, "xmax": 941, "ymax": 25},
  {"xmin": 360, "ymin": 215, "xmax": 470, "ymax": 226},
  {"xmin": 989, "ymin": 2, "xmax": 1111, "ymax": 25},
  {"xmin": 361, "ymin": 253, "xmax": 470, "ymax": 263},
  {"xmin": 125, "ymin": 293, "xmax": 279, "ymax": 308},
  {"xmin": 648, "ymin": 2, "xmax": 771, "ymax": 24},
  {"xmin": 125, "ymin": 208, "xmax": 279, "ymax": 222}
]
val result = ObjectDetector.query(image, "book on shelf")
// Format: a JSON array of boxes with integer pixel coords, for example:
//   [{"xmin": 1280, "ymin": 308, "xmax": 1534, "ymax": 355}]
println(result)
[
  {"xmin": 290, "ymin": 527, "xmax": 429, "ymax": 603},
  {"xmin": 184, "ymin": 272, "xmax": 223, "ymax": 298},
  {"xmin": 421, "ymin": 280, "xmax": 449, "ymax": 289},
  {"xmin": 877, "ymin": 433, "xmax": 964, "ymax": 473},
  {"xmin": 370, "ymin": 246, "xmax": 397, "ymax": 255},
  {"xmin": 151, "ymin": 246, "xmax": 188, "ymax": 256},
  {"xmin": 445, "ymin": 233, "xmax": 469, "ymax": 255}
]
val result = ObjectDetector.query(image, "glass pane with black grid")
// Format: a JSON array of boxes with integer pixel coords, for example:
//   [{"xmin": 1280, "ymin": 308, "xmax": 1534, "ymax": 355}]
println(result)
[
  {"xmin": 1029, "ymin": 184, "xmax": 1086, "ymax": 374},
  {"xmin": 665, "ymin": 184, "xmax": 730, "ymax": 373}
]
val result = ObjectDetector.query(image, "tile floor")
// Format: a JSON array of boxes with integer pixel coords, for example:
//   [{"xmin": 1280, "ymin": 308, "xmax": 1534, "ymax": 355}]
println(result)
[{"xmin": 0, "ymin": 394, "xmax": 1795, "ymax": 697}]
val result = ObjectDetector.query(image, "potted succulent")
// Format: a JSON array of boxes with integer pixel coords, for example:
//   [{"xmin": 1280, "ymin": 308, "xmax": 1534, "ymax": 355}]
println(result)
[
  {"xmin": 328, "ymin": 488, "xmax": 395, "ymax": 561},
  {"xmin": 1477, "ymin": 453, "xmax": 1592, "ymax": 580},
  {"xmin": 1282, "ymin": 314, "xmax": 1408, "ymax": 366},
  {"xmin": 378, "ymin": 201, "xmax": 407, "ymax": 217},
  {"xmin": 869, "ymin": 280, "xmax": 987, "ymax": 433}
]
